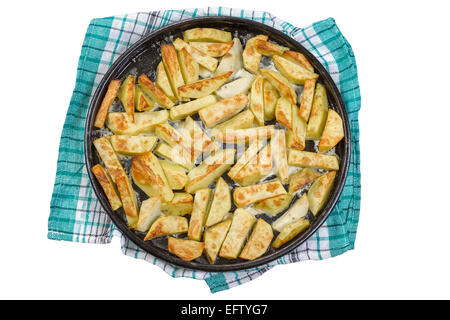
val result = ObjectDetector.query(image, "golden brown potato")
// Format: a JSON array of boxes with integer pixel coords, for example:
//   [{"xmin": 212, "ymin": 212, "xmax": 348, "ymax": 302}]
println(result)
[
  {"xmin": 282, "ymin": 51, "xmax": 314, "ymax": 72},
  {"xmin": 135, "ymin": 195, "xmax": 162, "ymax": 232},
  {"xmin": 118, "ymin": 75, "xmax": 136, "ymax": 122},
  {"xmin": 260, "ymin": 69, "xmax": 297, "ymax": 104},
  {"xmin": 138, "ymin": 74, "xmax": 174, "ymax": 109},
  {"xmin": 91, "ymin": 164, "xmax": 122, "ymax": 211},
  {"xmin": 94, "ymin": 80, "xmax": 121, "ymax": 128},
  {"xmin": 105, "ymin": 110, "xmax": 169, "ymax": 135},
  {"xmin": 250, "ymin": 74, "xmax": 265, "ymax": 126},
  {"xmin": 306, "ymin": 83, "xmax": 328, "ymax": 140},
  {"xmin": 254, "ymin": 193, "xmax": 293, "ymax": 216},
  {"xmin": 272, "ymin": 218, "xmax": 310, "ymax": 249},
  {"xmin": 239, "ymin": 218, "xmax": 273, "ymax": 260},
  {"xmin": 288, "ymin": 168, "xmax": 321, "ymax": 194},
  {"xmin": 289, "ymin": 104, "xmax": 307, "ymax": 150},
  {"xmin": 212, "ymin": 109, "xmax": 255, "ymax": 132},
  {"xmin": 182, "ymin": 116, "xmax": 219, "ymax": 159},
  {"xmin": 198, "ymin": 93, "xmax": 249, "ymax": 128},
  {"xmin": 161, "ymin": 44, "xmax": 185, "ymax": 101},
  {"xmin": 154, "ymin": 123, "xmax": 192, "ymax": 155},
  {"xmin": 173, "ymin": 38, "xmax": 218, "ymax": 72},
  {"xmin": 254, "ymin": 39, "xmax": 289, "ymax": 57},
  {"xmin": 189, "ymin": 41, "xmax": 234, "ymax": 57},
  {"xmin": 168, "ymin": 237, "xmax": 204, "ymax": 261},
  {"xmin": 275, "ymin": 97, "xmax": 293, "ymax": 130},
  {"xmin": 272, "ymin": 130, "xmax": 289, "ymax": 184},
  {"xmin": 228, "ymin": 138, "xmax": 263, "ymax": 179},
  {"xmin": 160, "ymin": 192, "xmax": 193, "ymax": 216},
  {"xmin": 183, "ymin": 28, "xmax": 232, "ymax": 42},
  {"xmin": 308, "ymin": 171, "xmax": 336, "ymax": 216},
  {"xmin": 272, "ymin": 193, "xmax": 308, "ymax": 232},
  {"xmin": 169, "ymin": 95, "xmax": 217, "ymax": 121},
  {"xmin": 287, "ymin": 150, "xmax": 339, "ymax": 171},
  {"xmin": 110, "ymin": 135, "xmax": 157, "ymax": 156},
  {"xmin": 263, "ymin": 79, "xmax": 279, "ymax": 121},
  {"xmin": 154, "ymin": 142, "xmax": 193, "ymax": 170},
  {"xmin": 144, "ymin": 214, "xmax": 188, "ymax": 240},
  {"xmin": 159, "ymin": 160, "xmax": 188, "ymax": 190},
  {"xmin": 212, "ymin": 125, "xmax": 276, "ymax": 144},
  {"xmin": 204, "ymin": 219, "xmax": 232, "ymax": 264},
  {"xmin": 178, "ymin": 47, "xmax": 199, "ymax": 84},
  {"xmin": 205, "ymin": 177, "xmax": 231, "ymax": 227},
  {"xmin": 188, "ymin": 188, "xmax": 211, "ymax": 241},
  {"xmin": 243, "ymin": 35, "xmax": 268, "ymax": 74},
  {"xmin": 114, "ymin": 173, "xmax": 139, "ymax": 228},
  {"xmin": 92, "ymin": 136, "xmax": 126, "ymax": 182},
  {"xmin": 273, "ymin": 55, "xmax": 319, "ymax": 85},
  {"xmin": 233, "ymin": 179, "xmax": 287, "ymax": 207},
  {"xmin": 318, "ymin": 109, "xmax": 344, "ymax": 153},
  {"xmin": 232, "ymin": 144, "xmax": 272, "ymax": 186},
  {"xmin": 134, "ymin": 85, "xmax": 155, "ymax": 111},
  {"xmin": 215, "ymin": 76, "xmax": 254, "ymax": 100},
  {"xmin": 178, "ymin": 71, "xmax": 232, "ymax": 99},
  {"xmin": 156, "ymin": 62, "xmax": 176, "ymax": 102},
  {"xmin": 299, "ymin": 79, "xmax": 316, "ymax": 122},
  {"xmin": 216, "ymin": 38, "xmax": 243, "ymax": 76}
]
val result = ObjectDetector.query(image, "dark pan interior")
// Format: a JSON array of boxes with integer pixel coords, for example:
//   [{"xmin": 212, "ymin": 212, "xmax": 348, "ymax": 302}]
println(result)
[{"xmin": 84, "ymin": 16, "xmax": 351, "ymax": 272}]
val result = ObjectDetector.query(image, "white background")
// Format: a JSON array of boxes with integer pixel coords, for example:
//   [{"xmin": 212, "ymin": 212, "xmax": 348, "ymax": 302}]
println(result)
[{"xmin": 1, "ymin": 0, "xmax": 449, "ymax": 300}]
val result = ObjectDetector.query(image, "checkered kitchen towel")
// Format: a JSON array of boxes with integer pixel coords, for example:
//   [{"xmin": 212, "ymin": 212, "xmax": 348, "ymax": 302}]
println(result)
[{"xmin": 48, "ymin": 7, "xmax": 361, "ymax": 293}]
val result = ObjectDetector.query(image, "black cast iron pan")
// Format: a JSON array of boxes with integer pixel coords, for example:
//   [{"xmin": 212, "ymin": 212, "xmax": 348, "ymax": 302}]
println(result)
[{"xmin": 84, "ymin": 16, "xmax": 351, "ymax": 272}]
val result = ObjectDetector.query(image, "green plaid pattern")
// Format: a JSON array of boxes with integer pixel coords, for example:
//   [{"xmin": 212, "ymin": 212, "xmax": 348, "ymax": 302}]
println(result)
[{"xmin": 48, "ymin": 7, "xmax": 361, "ymax": 293}]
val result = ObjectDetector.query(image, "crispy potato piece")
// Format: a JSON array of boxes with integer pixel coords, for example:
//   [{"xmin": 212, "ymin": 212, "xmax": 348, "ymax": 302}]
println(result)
[
  {"xmin": 308, "ymin": 171, "xmax": 336, "ymax": 216},
  {"xmin": 272, "ymin": 130, "xmax": 289, "ymax": 184},
  {"xmin": 299, "ymin": 79, "xmax": 316, "ymax": 122},
  {"xmin": 318, "ymin": 109, "xmax": 344, "ymax": 153},
  {"xmin": 254, "ymin": 193, "xmax": 293, "ymax": 216},
  {"xmin": 183, "ymin": 28, "xmax": 232, "ymax": 42},
  {"xmin": 173, "ymin": 38, "xmax": 218, "ymax": 72},
  {"xmin": 144, "ymin": 214, "xmax": 188, "ymax": 240},
  {"xmin": 92, "ymin": 136, "xmax": 126, "ymax": 182},
  {"xmin": 306, "ymin": 83, "xmax": 329, "ymax": 140},
  {"xmin": 275, "ymin": 97, "xmax": 292, "ymax": 130},
  {"xmin": 205, "ymin": 177, "xmax": 232, "ymax": 227},
  {"xmin": 131, "ymin": 152, "xmax": 174, "ymax": 202},
  {"xmin": 91, "ymin": 164, "xmax": 122, "ymax": 211},
  {"xmin": 134, "ymin": 85, "xmax": 155, "ymax": 111},
  {"xmin": 239, "ymin": 218, "xmax": 273, "ymax": 260},
  {"xmin": 189, "ymin": 41, "xmax": 234, "ymax": 57},
  {"xmin": 94, "ymin": 80, "xmax": 121, "ymax": 128},
  {"xmin": 114, "ymin": 173, "xmax": 139, "ymax": 227},
  {"xmin": 204, "ymin": 219, "xmax": 232, "ymax": 264},
  {"xmin": 154, "ymin": 142, "xmax": 193, "ymax": 170},
  {"xmin": 250, "ymin": 74, "xmax": 265, "ymax": 126},
  {"xmin": 213, "ymin": 125, "xmax": 276, "ymax": 144},
  {"xmin": 182, "ymin": 116, "xmax": 219, "ymax": 159},
  {"xmin": 154, "ymin": 123, "xmax": 192, "ymax": 155},
  {"xmin": 263, "ymin": 79, "xmax": 279, "ymax": 121},
  {"xmin": 260, "ymin": 69, "xmax": 297, "ymax": 104},
  {"xmin": 178, "ymin": 47, "xmax": 199, "ymax": 84},
  {"xmin": 110, "ymin": 135, "xmax": 157, "ymax": 156},
  {"xmin": 272, "ymin": 193, "xmax": 308, "ymax": 232},
  {"xmin": 169, "ymin": 95, "xmax": 217, "ymax": 121},
  {"xmin": 135, "ymin": 195, "xmax": 162, "ymax": 232},
  {"xmin": 159, "ymin": 160, "xmax": 188, "ymax": 190},
  {"xmin": 188, "ymin": 188, "xmax": 211, "ymax": 241},
  {"xmin": 105, "ymin": 110, "xmax": 169, "ymax": 135},
  {"xmin": 255, "ymin": 39, "xmax": 289, "ymax": 57},
  {"xmin": 272, "ymin": 218, "xmax": 310, "ymax": 249},
  {"xmin": 273, "ymin": 55, "xmax": 319, "ymax": 85},
  {"xmin": 138, "ymin": 74, "xmax": 174, "ymax": 109},
  {"xmin": 185, "ymin": 149, "xmax": 236, "ymax": 194},
  {"xmin": 243, "ymin": 35, "xmax": 268, "ymax": 74},
  {"xmin": 168, "ymin": 237, "xmax": 204, "ymax": 261},
  {"xmin": 282, "ymin": 51, "xmax": 314, "ymax": 72},
  {"xmin": 215, "ymin": 76, "xmax": 254, "ymax": 99},
  {"xmin": 287, "ymin": 150, "xmax": 339, "ymax": 170},
  {"xmin": 212, "ymin": 109, "xmax": 255, "ymax": 132},
  {"xmin": 233, "ymin": 144, "xmax": 272, "ymax": 186},
  {"xmin": 198, "ymin": 66, "xmax": 214, "ymax": 78},
  {"xmin": 228, "ymin": 138, "xmax": 263, "ymax": 179},
  {"xmin": 178, "ymin": 71, "xmax": 232, "ymax": 99},
  {"xmin": 156, "ymin": 62, "xmax": 176, "ymax": 102},
  {"xmin": 118, "ymin": 75, "xmax": 135, "ymax": 122},
  {"xmin": 199, "ymin": 93, "xmax": 249, "ymax": 128},
  {"xmin": 289, "ymin": 104, "xmax": 307, "ymax": 150},
  {"xmin": 219, "ymin": 208, "xmax": 256, "ymax": 259},
  {"xmin": 233, "ymin": 180, "xmax": 287, "ymax": 207},
  {"xmin": 161, "ymin": 192, "xmax": 193, "ymax": 216},
  {"xmin": 161, "ymin": 44, "xmax": 185, "ymax": 101},
  {"xmin": 288, "ymin": 168, "xmax": 321, "ymax": 194},
  {"xmin": 216, "ymin": 38, "xmax": 243, "ymax": 76}
]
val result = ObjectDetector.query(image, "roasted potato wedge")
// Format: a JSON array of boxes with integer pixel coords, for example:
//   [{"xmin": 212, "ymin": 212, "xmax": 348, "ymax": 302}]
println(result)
[
  {"xmin": 168, "ymin": 237, "xmax": 204, "ymax": 261},
  {"xmin": 159, "ymin": 160, "xmax": 188, "ymax": 190},
  {"xmin": 154, "ymin": 123, "xmax": 192, "ymax": 155},
  {"xmin": 92, "ymin": 136, "xmax": 126, "ymax": 182},
  {"xmin": 105, "ymin": 110, "xmax": 169, "ymax": 135},
  {"xmin": 215, "ymin": 75, "xmax": 254, "ymax": 99},
  {"xmin": 318, "ymin": 109, "xmax": 344, "ymax": 153},
  {"xmin": 114, "ymin": 173, "xmax": 139, "ymax": 227},
  {"xmin": 282, "ymin": 51, "xmax": 314, "ymax": 72},
  {"xmin": 239, "ymin": 218, "xmax": 273, "ymax": 260},
  {"xmin": 169, "ymin": 95, "xmax": 217, "ymax": 121},
  {"xmin": 288, "ymin": 150, "xmax": 339, "ymax": 170},
  {"xmin": 254, "ymin": 193, "xmax": 293, "ymax": 216},
  {"xmin": 188, "ymin": 188, "xmax": 211, "ymax": 241},
  {"xmin": 275, "ymin": 97, "xmax": 293, "ymax": 130},
  {"xmin": 91, "ymin": 164, "xmax": 122, "ymax": 211},
  {"xmin": 138, "ymin": 74, "xmax": 174, "ymax": 109},
  {"xmin": 161, "ymin": 44, "xmax": 185, "ymax": 101},
  {"xmin": 254, "ymin": 39, "xmax": 289, "ymax": 57},
  {"xmin": 144, "ymin": 214, "xmax": 188, "ymax": 240},
  {"xmin": 178, "ymin": 71, "xmax": 232, "ymax": 99},
  {"xmin": 272, "ymin": 193, "xmax": 308, "ymax": 232},
  {"xmin": 219, "ymin": 208, "xmax": 256, "ymax": 259},
  {"xmin": 131, "ymin": 152, "xmax": 174, "ymax": 202},
  {"xmin": 118, "ymin": 75, "xmax": 136, "ymax": 122},
  {"xmin": 182, "ymin": 116, "xmax": 219, "ymax": 159},
  {"xmin": 135, "ymin": 195, "xmax": 162, "ymax": 232},
  {"xmin": 189, "ymin": 41, "xmax": 234, "ymax": 57},
  {"xmin": 110, "ymin": 135, "xmax": 157, "ymax": 156},
  {"xmin": 299, "ymin": 79, "xmax": 316, "ymax": 122},
  {"xmin": 273, "ymin": 55, "xmax": 319, "ymax": 85},
  {"xmin": 185, "ymin": 149, "xmax": 236, "ymax": 194},
  {"xmin": 233, "ymin": 179, "xmax": 287, "ymax": 207},
  {"xmin": 161, "ymin": 192, "xmax": 193, "ymax": 216},
  {"xmin": 212, "ymin": 109, "xmax": 254, "ymax": 132},
  {"xmin": 94, "ymin": 80, "xmax": 121, "ymax": 128},
  {"xmin": 260, "ymin": 69, "xmax": 297, "ymax": 104},
  {"xmin": 199, "ymin": 93, "xmax": 249, "ymax": 128},
  {"xmin": 213, "ymin": 125, "xmax": 276, "ymax": 144},
  {"xmin": 173, "ymin": 38, "xmax": 218, "ymax": 72},
  {"xmin": 183, "ymin": 28, "xmax": 232, "ymax": 42},
  {"xmin": 272, "ymin": 218, "xmax": 310, "ymax": 249},
  {"xmin": 204, "ymin": 219, "xmax": 232, "ymax": 264},
  {"xmin": 205, "ymin": 177, "xmax": 231, "ymax": 227},
  {"xmin": 250, "ymin": 74, "xmax": 265, "ymax": 126},
  {"xmin": 134, "ymin": 85, "xmax": 155, "ymax": 111},
  {"xmin": 308, "ymin": 171, "xmax": 336, "ymax": 216},
  {"xmin": 216, "ymin": 38, "xmax": 243, "ymax": 76},
  {"xmin": 272, "ymin": 129, "xmax": 289, "ymax": 184},
  {"xmin": 154, "ymin": 142, "xmax": 193, "ymax": 170},
  {"xmin": 228, "ymin": 138, "xmax": 263, "ymax": 179},
  {"xmin": 306, "ymin": 83, "xmax": 328, "ymax": 140},
  {"xmin": 243, "ymin": 35, "xmax": 268, "ymax": 74},
  {"xmin": 156, "ymin": 62, "xmax": 176, "ymax": 102},
  {"xmin": 288, "ymin": 168, "xmax": 321, "ymax": 194},
  {"xmin": 289, "ymin": 103, "xmax": 307, "ymax": 150},
  {"xmin": 178, "ymin": 47, "xmax": 199, "ymax": 84},
  {"xmin": 263, "ymin": 79, "xmax": 279, "ymax": 121},
  {"xmin": 233, "ymin": 144, "xmax": 272, "ymax": 186}
]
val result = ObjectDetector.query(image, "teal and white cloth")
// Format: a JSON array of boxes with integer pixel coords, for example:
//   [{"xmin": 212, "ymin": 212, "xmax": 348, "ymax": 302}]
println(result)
[{"xmin": 48, "ymin": 7, "xmax": 361, "ymax": 293}]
